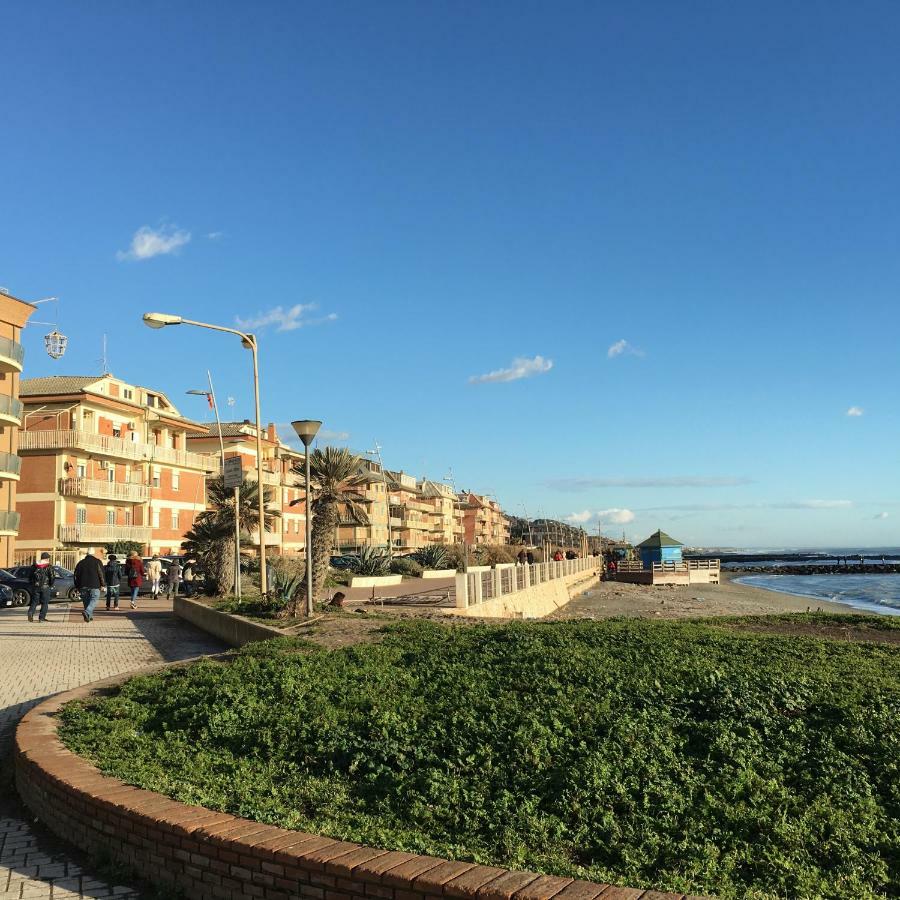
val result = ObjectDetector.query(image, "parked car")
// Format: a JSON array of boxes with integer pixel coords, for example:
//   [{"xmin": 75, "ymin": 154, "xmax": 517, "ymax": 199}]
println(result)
[
  {"xmin": 7, "ymin": 565, "xmax": 78, "ymax": 601},
  {"xmin": 0, "ymin": 566, "xmax": 77, "ymax": 606},
  {"xmin": 0, "ymin": 583, "xmax": 16, "ymax": 608},
  {"xmin": 329, "ymin": 555, "xmax": 358, "ymax": 570}
]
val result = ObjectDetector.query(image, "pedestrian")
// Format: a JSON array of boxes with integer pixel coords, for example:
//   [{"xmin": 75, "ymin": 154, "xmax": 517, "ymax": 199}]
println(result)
[
  {"xmin": 526, "ymin": 550, "xmax": 534, "ymax": 565},
  {"xmin": 166, "ymin": 558, "xmax": 182, "ymax": 599},
  {"xmin": 27, "ymin": 552, "xmax": 55, "ymax": 623},
  {"xmin": 104, "ymin": 553, "xmax": 123, "ymax": 610},
  {"xmin": 125, "ymin": 550, "xmax": 144, "ymax": 609},
  {"xmin": 516, "ymin": 549, "xmax": 526, "ymax": 564},
  {"xmin": 182, "ymin": 557, "xmax": 195, "ymax": 596},
  {"xmin": 147, "ymin": 554, "xmax": 163, "ymax": 598},
  {"xmin": 74, "ymin": 548, "xmax": 105, "ymax": 623}
]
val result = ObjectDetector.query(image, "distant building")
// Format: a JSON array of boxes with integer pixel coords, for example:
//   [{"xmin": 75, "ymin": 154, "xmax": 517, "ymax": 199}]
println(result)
[{"xmin": 636, "ymin": 529, "xmax": 684, "ymax": 569}]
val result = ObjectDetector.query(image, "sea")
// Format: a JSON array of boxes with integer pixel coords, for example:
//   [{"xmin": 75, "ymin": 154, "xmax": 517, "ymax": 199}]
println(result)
[{"xmin": 691, "ymin": 547, "xmax": 900, "ymax": 617}]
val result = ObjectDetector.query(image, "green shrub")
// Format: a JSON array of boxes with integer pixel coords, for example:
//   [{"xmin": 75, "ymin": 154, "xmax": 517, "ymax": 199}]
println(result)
[
  {"xmin": 58, "ymin": 618, "xmax": 900, "ymax": 899},
  {"xmin": 390, "ymin": 557, "xmax": 424, "ymax": 577},
  {"xmin": 350, "ymin": 547, "xmax": 390, "ymax": 576},
  {"xmin": 411, "ymin": 545, "xmax": 450, "ymax": 570}
]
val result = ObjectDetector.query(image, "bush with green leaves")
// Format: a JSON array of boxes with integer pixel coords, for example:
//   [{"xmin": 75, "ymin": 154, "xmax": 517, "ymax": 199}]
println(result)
[
  {"xmin": 58, "ymin": 618, "xmax": 900, "ymax": 899},
  {"xmin": 411, "ymin": 544, "xmax": 450, "ymax": 571},
  {"xmin": 390, "ymin": 557, "xmax": 424, "ymax": 577},
  {"xmin": 349, "ymin": 546, "xmax": 390, "ymax": 577}
]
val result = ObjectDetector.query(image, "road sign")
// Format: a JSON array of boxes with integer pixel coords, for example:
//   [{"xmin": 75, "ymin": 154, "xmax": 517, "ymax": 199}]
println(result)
[{"xmin": 223, "ymin": 456, "xmax": 244, "ymax": 489}]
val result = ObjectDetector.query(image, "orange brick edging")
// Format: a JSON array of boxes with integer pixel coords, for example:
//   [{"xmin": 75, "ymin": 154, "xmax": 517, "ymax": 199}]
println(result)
[{"xmin": 14, "ymin": 671, "xmax": 707, "ymax": 900}]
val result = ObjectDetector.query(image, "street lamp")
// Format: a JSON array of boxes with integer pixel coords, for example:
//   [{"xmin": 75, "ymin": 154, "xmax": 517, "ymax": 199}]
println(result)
[
  {"xmin": 292, "ymin": 420, "xmax": 321, "ymax": 617},
  {"xmin": 142, "ymin": 312, "xmax": 270, "ymax": 596}
]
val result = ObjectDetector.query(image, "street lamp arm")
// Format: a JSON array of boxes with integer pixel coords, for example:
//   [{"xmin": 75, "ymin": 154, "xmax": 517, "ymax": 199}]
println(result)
[{"xmin": 179, "ymin": 318, "xmax": 255, "ymax": 345}]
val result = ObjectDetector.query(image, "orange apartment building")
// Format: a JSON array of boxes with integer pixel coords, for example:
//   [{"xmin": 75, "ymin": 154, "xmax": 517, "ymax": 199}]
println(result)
[
  {"xmin": 0, "ymin": 290, "xmax": 35, "ymax": 566},
  {"xmin": 335, "ymin": 456, "xmax": 389, "ymax": 554},
  {"xmin": 17, "ymin": 375, "xmax": 217, "ymax": 560},
  {"xmin": 460, "ymin": 492, "xmax": 511, "ymax": 545},
  {"xmin": 188, "ymin": 421, "xmax": 307, "ymax": 555}
]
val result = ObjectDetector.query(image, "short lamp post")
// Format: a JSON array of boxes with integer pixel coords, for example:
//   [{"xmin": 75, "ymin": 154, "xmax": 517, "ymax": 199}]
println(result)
[
  {"xmin": 292, "ymin": 420, "xmax": 321, "ymax": 617},
  {"xmin": 143, "ymin": 312, "xmax": 270, "ymax": 596}
]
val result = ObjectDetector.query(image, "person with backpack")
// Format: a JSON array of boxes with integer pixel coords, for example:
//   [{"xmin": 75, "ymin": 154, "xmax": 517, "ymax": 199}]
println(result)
[
  {"xmin": 125, "ymin": 550, "xmax": 144, "ymax": 609},
  {"xmin": 105, "ymin": 554, "xmax": 123, "ymax": 610},
  {"xmin": 165, "ymin": 559, "xmax": 182, "ymax": 599},
  {"xmin": 27, "ymin": 552, "xmax": 56, "ymax": 623}
]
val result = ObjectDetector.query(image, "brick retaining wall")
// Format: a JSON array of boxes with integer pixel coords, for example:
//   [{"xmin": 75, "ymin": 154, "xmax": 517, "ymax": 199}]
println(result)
[{"xmin": 15, "ymin": 670, "xmax": 708, "ymax": 900}]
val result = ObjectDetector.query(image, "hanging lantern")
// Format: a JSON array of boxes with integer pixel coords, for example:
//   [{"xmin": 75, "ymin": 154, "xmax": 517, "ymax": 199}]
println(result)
[{"xmin": 44, "ymin": 330, "xmax": 68, "ymax": 360}]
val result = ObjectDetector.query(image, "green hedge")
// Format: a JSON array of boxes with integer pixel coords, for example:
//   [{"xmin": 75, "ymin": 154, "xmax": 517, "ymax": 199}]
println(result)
[{"xmin": 59, "ymin": 619, "xmax": 900, "ymax": 899}]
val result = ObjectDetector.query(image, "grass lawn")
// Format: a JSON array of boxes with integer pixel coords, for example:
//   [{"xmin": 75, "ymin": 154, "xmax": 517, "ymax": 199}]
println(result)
[{"xmin": 59, "ymin": 618, "xmax": 900, "ymax": 899}]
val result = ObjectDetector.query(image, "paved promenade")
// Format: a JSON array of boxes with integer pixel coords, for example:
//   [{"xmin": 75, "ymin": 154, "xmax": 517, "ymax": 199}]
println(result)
[{"xmin": 0, "ymin": 597, "xmax": 224, "ymax": 898}]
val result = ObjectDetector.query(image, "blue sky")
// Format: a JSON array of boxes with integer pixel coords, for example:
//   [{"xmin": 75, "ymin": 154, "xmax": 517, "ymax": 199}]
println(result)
[{"xmin": 3, "ymin": 1, "xmax": 899, "ymax": 548}]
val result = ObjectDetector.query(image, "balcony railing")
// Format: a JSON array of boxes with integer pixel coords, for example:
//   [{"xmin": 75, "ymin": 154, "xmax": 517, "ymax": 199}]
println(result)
[
  {"xmin": 59, "ymin": 477, "xmax": 151, "ymax": 503},
  {"xmin": 0, "ymin": 451, "xmax": 21, "ymax": 479},
  {"xmin": 20, "ymin": 430, "xmax": 215, "ymax": 470},
  {"xmin": 0, "ymin": 335, "xmax": 24, "ymax": 373},
  {"xmin": 0, "ymin": 510, "xmax": 20, "ymax": 534},
  {"xmin": 59, "ymin": 524, "xmax": 152, "ymax": 544},
  {"xmin": 0, "ymin": 394, "xmax": 23, "ymax": 424}
]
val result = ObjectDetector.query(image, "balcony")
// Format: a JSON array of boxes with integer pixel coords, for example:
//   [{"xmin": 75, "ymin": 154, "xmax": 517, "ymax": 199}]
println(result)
[
  {"xmin": 0, "ymin": 335, "xmax": 24, "ymax": 374},
  {"xmin": 59, "ymin": 524, "xmax": 152, "ymax": 545},
  {"xmin": 0, "ymin": 452, "xmax": 21, "ymax": 481},
  {"xmin": 0, "ymin": 510, "xmax": 20, "ymax": 535},
  {"xmin": 0, "ymin": 394, "xmax": 23, "ymax": 427},
  {"xmin": 59, "ymin": 478, "xmax": 151, "ymax": 504},
  {"xmin": 19, "ymin": 430, "xmax": 215, "ymax": 470}
]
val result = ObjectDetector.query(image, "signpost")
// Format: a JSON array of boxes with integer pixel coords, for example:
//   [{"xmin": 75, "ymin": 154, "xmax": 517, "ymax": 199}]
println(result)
[{"xmin": 223, "ymin": 457, "xmax": 244, "ymax": 598}]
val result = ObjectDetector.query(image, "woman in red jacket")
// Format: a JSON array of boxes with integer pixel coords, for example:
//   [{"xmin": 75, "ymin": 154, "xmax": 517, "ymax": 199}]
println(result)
[{"xmin": 125, "ymin": 551, "xmax": 144, "ymax": 610}]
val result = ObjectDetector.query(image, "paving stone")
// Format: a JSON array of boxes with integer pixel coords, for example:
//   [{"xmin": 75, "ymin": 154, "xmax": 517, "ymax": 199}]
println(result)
[{"xmin": 0, "ymin": 597, "xmax": 224, "ymax": 898}]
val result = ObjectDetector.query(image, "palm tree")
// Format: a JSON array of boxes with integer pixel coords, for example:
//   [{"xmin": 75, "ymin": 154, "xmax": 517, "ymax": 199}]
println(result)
[
  {"xmin": 181, "ymin": 474, "xmax": 281, "ymax": 595},
  {"xmin": 292, "ymin": 447, "xmax": 370, "ymax": 602}
]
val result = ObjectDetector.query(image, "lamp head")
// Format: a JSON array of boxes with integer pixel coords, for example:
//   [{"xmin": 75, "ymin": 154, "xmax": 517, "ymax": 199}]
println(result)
[
  {"xmin": 185, "ymin": 390, "xmax": 208, "ymax": 395},
  {"xmin": 143, "ymin": 312, "xmax": 183, "ymax": 329},
  {"xmin": 291, "ymin": 419, "xmax": 322, "ymax": 447}
]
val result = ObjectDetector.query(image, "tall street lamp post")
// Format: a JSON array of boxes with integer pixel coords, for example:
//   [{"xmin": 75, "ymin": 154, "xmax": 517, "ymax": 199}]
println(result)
[
  {"xmin": 291, "ymin": 420, "xmax": 321, "ymax": 617},
  {"xmin": 143, "ymin": 312, "xmax": 270, "ymax": 596}
]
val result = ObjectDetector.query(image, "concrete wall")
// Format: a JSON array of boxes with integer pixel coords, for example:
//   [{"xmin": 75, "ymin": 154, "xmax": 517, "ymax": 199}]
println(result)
[{"xmin": 174, "ymin": 596, "xmax": 283, "ymax": 647}]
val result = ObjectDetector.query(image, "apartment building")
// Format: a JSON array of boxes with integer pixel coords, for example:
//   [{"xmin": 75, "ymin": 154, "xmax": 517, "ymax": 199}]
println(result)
[
  {"xmin": 17, "ymin": 375, "xmax": 216, "ymax": 559},
  {"xmin": 385, "ymin": 471, "xmax": 434, "ymax": 552},
  {"xmin": 418, "ymin": 478, "xmax": 464, "ymax": 545},
  {"xmin": 460, "ymin": 492, "xmax": 510, "ymax": 545},
  {"xmin": 335, "ymin": 456, "xmax": 389, "ymax": 554},
  {"xmin": 0, "ymin": 291, "xmax": 35, "ymax": 566},
  {"xmin": 187, "ymin": 422, "xmax": 307, "ymax": 555}
]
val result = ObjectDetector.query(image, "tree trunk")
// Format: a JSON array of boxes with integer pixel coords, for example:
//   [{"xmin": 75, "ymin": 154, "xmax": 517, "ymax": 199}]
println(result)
[
  {"xmin": 310, "ymin": 501, "xmax": 337, "ymax": 602},
  {"xmin": 206, "ymin": 538, "xmax": 235, "ymax": 596}
]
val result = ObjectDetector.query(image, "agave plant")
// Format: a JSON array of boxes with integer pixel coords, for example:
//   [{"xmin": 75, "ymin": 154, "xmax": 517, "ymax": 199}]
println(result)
[
  {"xmin": 350, "ymin": 546, "xmax": 390, "ymax": 576},
  {"xmin": 412, "ymin": 544, "xmax": 451, "ymax": 570}
]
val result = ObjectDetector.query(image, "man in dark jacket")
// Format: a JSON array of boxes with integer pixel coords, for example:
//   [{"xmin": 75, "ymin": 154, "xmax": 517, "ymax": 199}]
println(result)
[
  {"xmin": 74, "ymin": 548, "xmax": 106, "ymax": 622},
  {"xmin": 27, "ymin": 552, "xmax": 56, "ymax": 623}
]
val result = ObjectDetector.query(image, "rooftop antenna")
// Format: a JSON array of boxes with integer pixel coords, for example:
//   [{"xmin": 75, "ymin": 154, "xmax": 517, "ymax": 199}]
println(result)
[
  {"xmin": 364, "ymin": 440, "xmax": 392, "ymax": 558},
  {"xmin": 98, "ymin": 334, "xmax": 110, "ymax": 374}
]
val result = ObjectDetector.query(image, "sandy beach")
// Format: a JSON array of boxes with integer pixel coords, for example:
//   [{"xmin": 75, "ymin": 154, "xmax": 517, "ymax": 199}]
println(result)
[{"xmin": 552, "ymin": 572, "xmax": 861, "ymax": 621}]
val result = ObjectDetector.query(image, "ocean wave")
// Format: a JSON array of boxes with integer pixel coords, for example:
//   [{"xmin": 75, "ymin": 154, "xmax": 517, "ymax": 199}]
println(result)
[{"xmin": 736, "ymin": 574, "xmax": 900, "ymax": 616}]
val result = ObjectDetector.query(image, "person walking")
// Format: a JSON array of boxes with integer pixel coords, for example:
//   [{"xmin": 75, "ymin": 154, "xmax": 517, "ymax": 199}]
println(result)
[
  {"xmin": 74, "ymin": 548, "xmax": 105, "ymax": 623},
  {"xmin": 125, "ymin": 551, "xmax": 144, "ymax": 609},
  {"xmin": 104, "ymin": 553, "xmax": 123, "ymax": 610},
  {"xmin": 27, "ymin": 552, "xmax": 55, "ymax": 623},
  {"xmin": 166, "ymin": 559, "xmax": 182, "ymax": 599},
  {"xmin": 147, "ymin": 554, "xmax": 163, "ymax": 598},
  {"xmin": 181, "ymin": 557, "xmax": 195, "ymax": 597}
]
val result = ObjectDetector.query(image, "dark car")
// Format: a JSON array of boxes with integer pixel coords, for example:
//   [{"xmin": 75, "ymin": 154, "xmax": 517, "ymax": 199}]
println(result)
[
  {"xmin": 0, "ymin": 583, "xmax": 16, "ymax": 608},
  {"xmin": 329, "ymin": 555, "xmax": 358, "ymax": 570},
  {"xmin": 7, "ymin": 565, "xmax": 78, "ymax": 601},
  {"xmin": 0, "ymin": 566, "xmax": 77, "ymax": 606}
]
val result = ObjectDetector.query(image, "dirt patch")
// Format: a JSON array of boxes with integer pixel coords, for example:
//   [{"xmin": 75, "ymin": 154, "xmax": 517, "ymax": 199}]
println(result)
[{"xmin": 718, "ymin": 621, "xmax": 900, "ymax": 646}]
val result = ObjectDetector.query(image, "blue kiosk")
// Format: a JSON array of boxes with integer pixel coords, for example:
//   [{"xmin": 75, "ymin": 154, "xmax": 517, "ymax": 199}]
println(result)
[{"xmin": 636, "ymin": 529, "xmax": 684, "ymax": 570}]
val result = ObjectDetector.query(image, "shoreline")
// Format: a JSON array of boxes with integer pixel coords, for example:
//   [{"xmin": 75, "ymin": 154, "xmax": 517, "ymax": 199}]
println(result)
[{"xmin": 553, "ymin": 571, "xmax": 863, "ymax": 621}]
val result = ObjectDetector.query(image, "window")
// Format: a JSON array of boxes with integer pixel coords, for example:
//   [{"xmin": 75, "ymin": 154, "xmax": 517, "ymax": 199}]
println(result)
[
  {"xmin": 152, "ymin": 509, "xmax": 160, "ymax": 529},
  {"xmin": 152, "ymin": 467, "xmax": 160, "ymax": 488},
  {"xmin": 107, "ymin": 467, "xmax": 115, "ymax": 483},
  {"xmin": 106, "ymin": 509, "xmax": 115, "ymax": 525},
  {"xmin": 76, "ymin": 463, "xmax": 86, "ymax": 478},
  {"xmin": 124, "ymin": 510, "xmax": 132, "ymax": 526},
  {"xmin": 123, "ymin": 388, "xmax": 133, "ymax": 400},
  {"xmin": 112, "ymin": 423, "xmax": 121, "ymax": 438},
  {"xmin": 172, "ymin": 471, "xmax": 180, "ymax": 491},
  {"xmin": 171, "ymin": 511, "xmax": 179, "ymax": 530},
  {"xmin": 76, "ymin": 507, "xmax": 86, "ymax": 525}
]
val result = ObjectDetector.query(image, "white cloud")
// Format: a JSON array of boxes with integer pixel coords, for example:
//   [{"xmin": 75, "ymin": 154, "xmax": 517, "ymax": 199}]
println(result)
[
  {"xmin": 597, "ymin": 508, "xmax": 636, "ymax": 525},
  {"xmin": 468, "ymin": 355, "xmax": 553, "ymax": 385},
  {"xmin": 565, "ymin": 510, "xmax": 593, "ymax": 524},
  {"xmin": 319, "ymin": 428, "xmax": 351, "ymax": 442},
  {"xmin": 548, "ymin": 476, "xmax": 753, "ymax": 492},
  {"xmin": 607, "ymin": 339, "xmax": 644, "ymax": 359},
  {"xmin": 789, "ymin": 499, "xmax": 852, "ymax": 509},
  {"xmin": 235, "ymin": 304, "xmax": 337, "ymax": 333},
  {"xmin": 207, "ymin": 231, "xmax": 224, "ymax": 241},
  {"xmin": 846, "ymin": 406, "xmax": 864, "ymax": 417},
  {"xmin": 276, "ymin": 423, "xmax": 350, "ymax": 446},
  {"xmin": 117, "ymin": 224, "xmax": 191, "ymax": 261},
  {"xmin": 874, "ymin": 512, "xmax": 889, "ymax": 520}
]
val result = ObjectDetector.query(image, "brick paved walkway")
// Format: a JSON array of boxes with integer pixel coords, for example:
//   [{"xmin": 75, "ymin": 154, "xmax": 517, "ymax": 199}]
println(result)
[{"xmin": 0, "ymin": 597, "xmax": 225, "ymax": 898}]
